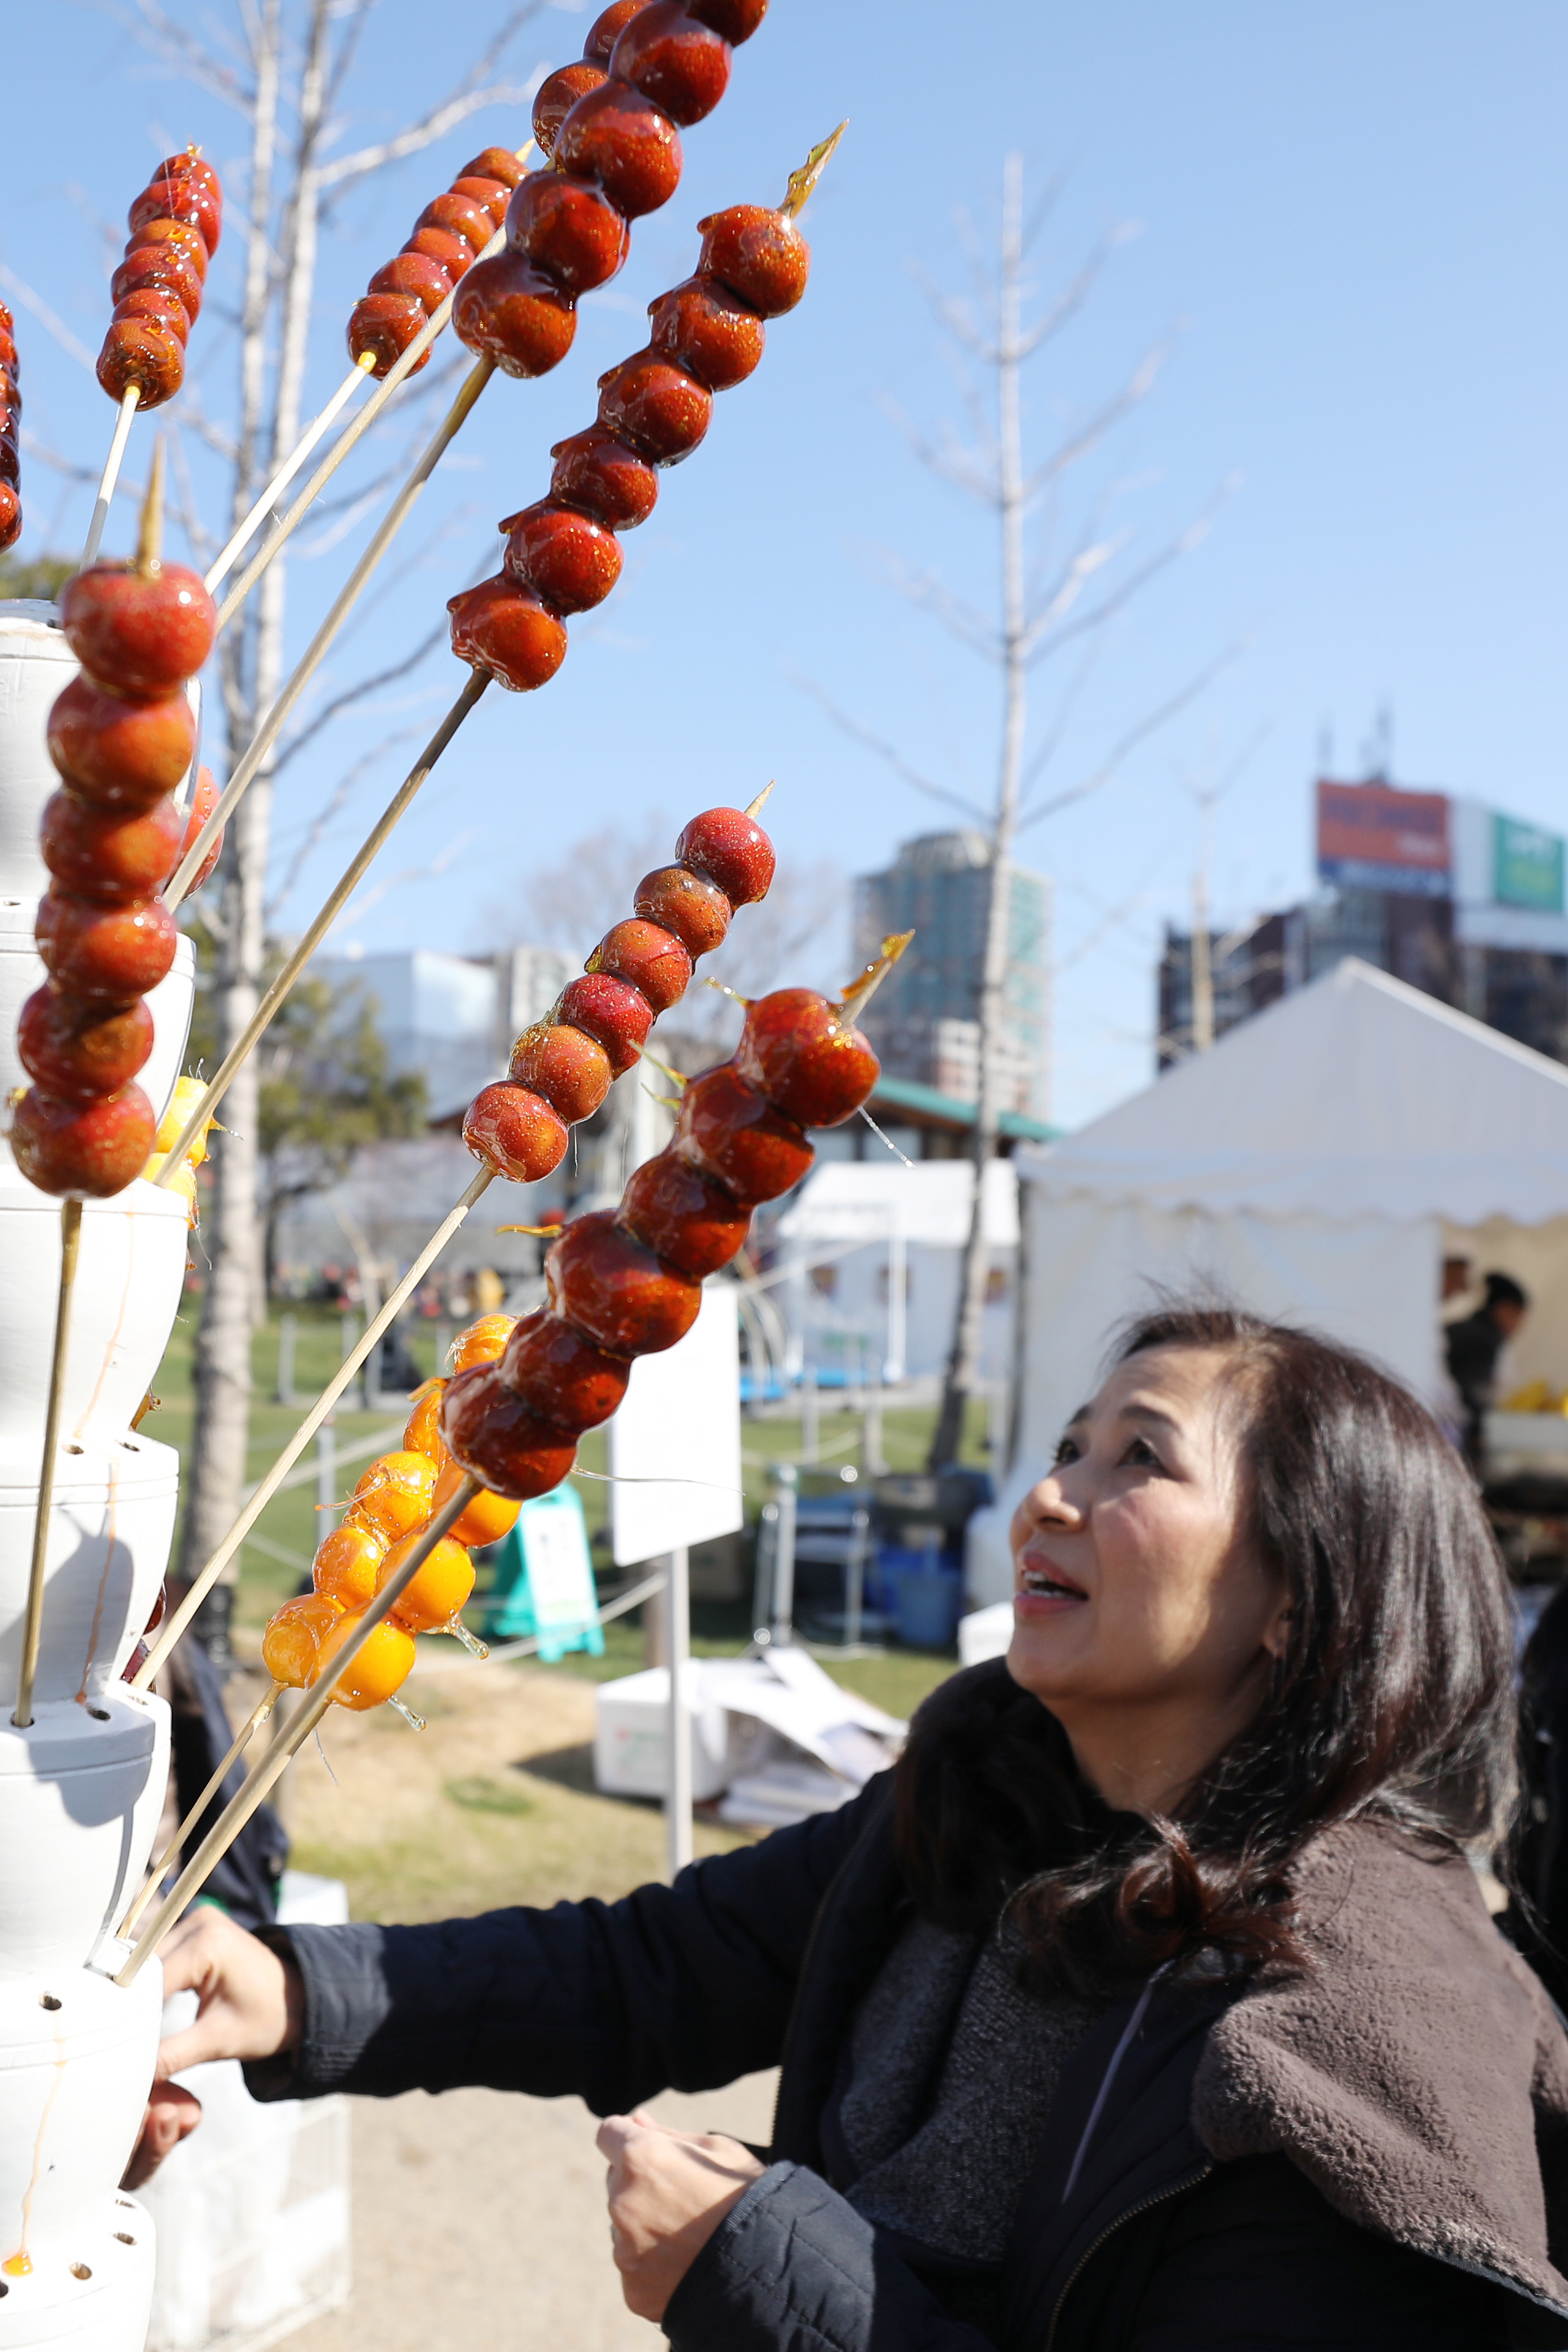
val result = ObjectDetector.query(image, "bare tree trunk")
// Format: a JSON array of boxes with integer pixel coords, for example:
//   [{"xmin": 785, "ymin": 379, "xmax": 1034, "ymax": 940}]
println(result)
[
  {"xmin": 929, "ymin": 155, "xmax": 1029, "ymax": 1472},
  {"xmin": 177, "ymin": 1, "xmax": 281, "ymax": 1588}
]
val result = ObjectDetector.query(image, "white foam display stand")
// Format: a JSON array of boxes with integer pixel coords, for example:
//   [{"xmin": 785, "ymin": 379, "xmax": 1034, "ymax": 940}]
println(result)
[
  {"xmin": 0, "ymin": 1693, "xmax": 170, "ymax": 1976},
  {"xmin": 0, "ymin": 1163, "xmax": 189, "ymax": 1453},
  {"xmin": 0, "ymin": 2194, "xmax": 156, "ymax": 2350},
  {"xmin": 0, "ymin": 1439, "xmax": 179, "ymax": 1709},
  {"xmin": 0, "ymin": 609, "xmax": 78, "ymax": 906}
]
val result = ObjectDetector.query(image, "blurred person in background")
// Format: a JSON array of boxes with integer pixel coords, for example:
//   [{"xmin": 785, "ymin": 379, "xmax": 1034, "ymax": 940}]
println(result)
[{"xmin": 1446, "ymin": 1269, "xmax": 1529, "ymax": 1464}]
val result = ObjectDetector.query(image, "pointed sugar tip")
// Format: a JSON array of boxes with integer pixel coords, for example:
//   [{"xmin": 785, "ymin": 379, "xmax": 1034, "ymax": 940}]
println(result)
[
  {"xmin": 135, "ymin": 437, "xmax": 165, "ymax": 576},
  {"xmin": 840, "ymin": 929, "xmax": 914, "ymax": 1020},
  {"xmin": 744, "ymin": 780, "xmax": 775, "ymax": 820},
  {"xmin": 782, "ymin": 123, "xmax": 847, "ymax": 221}
]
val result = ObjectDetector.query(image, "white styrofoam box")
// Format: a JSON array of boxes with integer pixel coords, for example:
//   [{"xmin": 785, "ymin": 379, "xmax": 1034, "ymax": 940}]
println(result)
[
  {"xmin": 143, "ymin": 1879, "xmax": 352, "ymax": 2352},
  {"xmin": 0, "ymin": 609, "xmax": 77, "ymax": 907},
  {"xmin": 0, "ymin": 2194, "xmax": 155, "ymax": 2350},
  {"xmin": 0, "ymin": 912, "xmax": 196, "ymax": 1133},
  {"xmin": 957, "ymin": 1600, "xmax": 1016, "ymax": 1668},
  {"xmin": 0, "ymin": 1438, "xmax": 179, "ymax": 1709},
  {"xmin": 594, "ymin": 1663, "xmax": 751, "ymax": 1804},
  {"xmin": 0, "ymin": 1158, "xmax": 189, "ymax": 1449},
  {"xmin": 0, "ymin": 1690, "xmax": 169, "ymax": 1979},
  {"xmin": 0, "ymin": 1961, "xmax": 161, "ymax": 2287}
]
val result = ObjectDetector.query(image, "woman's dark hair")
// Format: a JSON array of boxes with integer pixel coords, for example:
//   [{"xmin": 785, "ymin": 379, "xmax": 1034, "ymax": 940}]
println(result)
[{"xmin": 895, "ymin": 1303, "xmax": 1517, "ymax": 1995}]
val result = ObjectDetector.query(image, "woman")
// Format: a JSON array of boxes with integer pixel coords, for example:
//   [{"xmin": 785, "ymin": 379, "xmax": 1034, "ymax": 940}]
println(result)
[{"xmin": 145, "ymin": 1306, "xmax": 1568, "ymax": 2349}]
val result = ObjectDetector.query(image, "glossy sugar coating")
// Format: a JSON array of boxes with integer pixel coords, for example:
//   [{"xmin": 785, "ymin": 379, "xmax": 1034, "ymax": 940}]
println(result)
[
  {"xmin": 450, "ymin": 176, "xmax": 514, "ymax": 228},
  {"xmin": 609, "ymin": 3, "xmax": 732, "ymax": 125},
  {"xmin": 631, "ymin": 863, "xmax": 731, "ymax": 957},
  {"xmin": 555, "ymin": 971, "xmax": 652, "ymax": 1075},
  {"xmin": 647, "ymin": 277, "xmax": 764, "ymax": 390},
  {"xmin": 60, "ymin": 561, "xmax": 217, "ymax": 701},
  {"xmin": 620, "ymin": 1147, "xmax": 748, "ymax": 1278},
  {"xmin": 111, "ymin": 244, "xmax": 204, "ymax": 322},
  {"xmin": 96, "ymin": 318, "xmax": 184, "ymax": 408},
  {"xmin": 503, "ymin": 499, "xmax": 623, "ymax": 613},
  {"xmin": 450, "ymin": 1314, "xmax": 518, "ymax": 1372},
  {"xmin": 10, "ymin": 1084, "xmax": 156, "ymax": 1198},
  {"xmin": 505, "ymin": 175, "xmax": 630, "ymax": 297},
  {"xmin": 675, "ymin": 806, "xmax": 775, "ymax": 903},
  {"xmin": 533, "ymin": 61, "xmax": 607, "ymax": 157},
  {"xmin": 348, "ymin": 292, "xmax": 426, "ymax": 376},
  {"xmin": 586, "ymin": 0, "xmax": 650, "ymax": 62},
  {"xmin": 440, "ymin": 1363, "xmax": 581, "ymax": 1499},
  {"xmin": 433, "ymin": 1461, "xmax": 522, "ymax": 1547},
  {"xmin": 450, "ymin": 254, "xmax": 577, "ymax": 378},
  {"xmin": 378, "ymin": 1533, "xmax": 475, "ymax": 1634},
  {"xmin": 416, "ymin": 191, "xmax": 494, "ymax": 256},
  {"xmin": 461, "ymin": 148, "xmax": 530, "ymax": 191},
  {"xmin": 40, "ymin": 789, "xmax": 183, "ymax": 904},
  {"xmin": 313, "ymin": 1519, "xmax": 389, "ymax": 1611},
  {"xmin": 131, "ymin": 154, "xmax": 223, "ymax": 253},
  {"xmin": 586, "ymin": 915, "xmax": 692, "ymax": 1014},
  {"xmin": 263, "ymin": 1593, "xmax": 344, "ymax": 1688},
  {"xmin": 111, "ymin": 286, "xmax": 192, "ymax": 345},
  {"xmin": 313, "ymin": 1611, "xmax": 417, "ymax": 1711},
  {"xmin": 686, "ymin": 0, "xmax": 767, "ymax": 37},
  {"xmin": 36, "ymin": 891, "xmax": 178, "ymax": 998},
  {"xmin": 697, "ymin": 204, "xmax": 809, "ymax": 316},
  {"xmin": 47, "ymin": 678, "xmax": 196, "ymax": 809},
  {"xmin": 177, "ymin": 767, "xmax": 225, "ymax": 891},
  {"xmin": 17, "ymin": 987, "xmax": 153, "ymax": 1100},
  {"xmin": 499, "ymin": 1308, "xmax": 631, "ymax": 1434},
  {"xmin": 508, "ymin": 1020, "xmax": 613, "ymax": 1121},
  {"xmin": 555, "ymin": 81, "xmax": 684, "ymax": 220},
  {"xmin": 736, "ymin": 988, "xmax": 880, "ymax": 1128},
  {"xmin": 370, "ymin": 252, "xmax": 453, "ymax": 316},
  {"xmin": 546, "ymin": 1208, "xmax": 700, "ymax": 1355},
  {"xmin": 596, "ymin": 352, "xmax": 711, "ymax": 464},
  {"xmin": 549, "ymin": 427, "xmax": 659, "ymax": 530},
  {"xmin": 126, "ymin": 217, "xmax": 209, "ymax": 281},
  {"xmin": 676, "ymin": 1063, "xmax": 813, "ymax": 1204},
  {"xmin": 349, "ymin": 1449, "xmax": 439, "ymax": 1544},
  {"xmin": 447, "ymin": 575, "xmax": 569, "ymax": 693},
  {"xmin": 402, "ymin": 1382, "xmax": 450, "ymax": 1465},
  {"xmin": 462, "ymin": 1077, "xmax": 569, "ymax": 1181}
]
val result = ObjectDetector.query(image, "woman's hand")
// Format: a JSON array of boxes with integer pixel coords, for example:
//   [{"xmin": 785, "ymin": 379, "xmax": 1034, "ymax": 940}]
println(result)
[
  {"xmin": 153, "ymin": 1905, "xmax": 303, "ymax": 2077},
  {"xmin": 598, "ymin": 2110, "xmax": 765, "ymax": 2322},
  {"xmin": 122, "ymin": 2080, "xmax": 203, "ymax": 2188}
]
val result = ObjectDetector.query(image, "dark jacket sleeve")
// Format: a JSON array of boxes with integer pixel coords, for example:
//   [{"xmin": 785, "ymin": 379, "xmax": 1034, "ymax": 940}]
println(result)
[
  {"xmin": 665, "ymin": 2165, "xmax": 998, "ymax": 2352},
  {"xmin": 245, "ymin": 1777, "xmax": 886, "ymax": 2111}
]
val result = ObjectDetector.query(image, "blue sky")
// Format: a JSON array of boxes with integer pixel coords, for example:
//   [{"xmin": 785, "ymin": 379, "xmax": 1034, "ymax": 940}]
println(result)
[{"xmin": 6, "ymin": 1, "xmax": 1566, "ymax": 1126}]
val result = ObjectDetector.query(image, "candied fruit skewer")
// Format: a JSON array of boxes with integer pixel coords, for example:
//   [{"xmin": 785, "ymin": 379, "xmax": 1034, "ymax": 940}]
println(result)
[
  {"xmin": 119, "ymin": 1476, "xmax": 484, "ymax": 1984},
  {"xmin": 0, "ymin": 301, "xmax": 23, "ymax": 554},
  {"xmin": 448, "ymin": 128, "xmax": 839, "ymax": 694},
  {"xmin": 85, "ymin": 149, "xmax": 224, "ymax": 567},
  {"xmin": 137, "ymin": 794, "xmax": 771, "ymax": 1686},
  {"xmin": 440, "ymin": 933, "xmax": 909, "ymax": 1506}
]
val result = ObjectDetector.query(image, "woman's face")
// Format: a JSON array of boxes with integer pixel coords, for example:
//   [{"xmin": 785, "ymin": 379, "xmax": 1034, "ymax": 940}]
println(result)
[{"xmin": 1006, "ymin": 1344, "xmax": 1291, "ymax": 1812}]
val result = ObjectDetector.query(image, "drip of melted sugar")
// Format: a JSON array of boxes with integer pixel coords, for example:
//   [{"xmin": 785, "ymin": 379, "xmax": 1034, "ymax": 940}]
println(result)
[{"xmin": 4, "ymin": 2022, "xmax": 67, "ymax": 2275}]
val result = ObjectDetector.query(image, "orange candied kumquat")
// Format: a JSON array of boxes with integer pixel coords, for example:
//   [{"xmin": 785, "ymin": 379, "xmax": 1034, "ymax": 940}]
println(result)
[
  {"xmin": 262, "ymin": 1592, "xmax": 344, "ymax": 1687},
  {"xmin": 349, "ymin": 1449, "xmax": 438, "ymax": 1543},
  {"xmin": 311, "ymin": 1611, "xmax": 417, "ymax": 1711},
  {"xmin": 378, "ymin": 1532, "xmax": 476, "ymax": 1634},
  {"xmin": 313, "ymin": 1517, "xmax": 387, "ymax": 1610},
  {"xmin": 433, "ymin": 1460, "xmax": 521, "ymax": 1548},
  {"xmin": 449, "ymin": 1312, "xmax": 517, "ymax": 1372}
]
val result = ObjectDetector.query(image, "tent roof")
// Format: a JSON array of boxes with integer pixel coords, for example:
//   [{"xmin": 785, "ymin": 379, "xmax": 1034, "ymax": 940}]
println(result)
[
  {"xmin": 778, "ymin": 1158, "xmax": 1020, "ymax": 1248},
  {"xmin": 1018, "ymin": 959, "xmax": 1568, "ymax": 1226}
]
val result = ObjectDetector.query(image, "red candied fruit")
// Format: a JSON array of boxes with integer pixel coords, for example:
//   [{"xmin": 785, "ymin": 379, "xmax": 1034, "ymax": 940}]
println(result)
[
  {"xmin": 555, "ymin": 972, "xmax": 652, "ymax": 1076},
  {"xmin": 47, "ymin": 678, "xmax": 196, "ymax": 811},
  {"xmin": 128, "ymin": 173, "xmax": 221, "ymax": 259},
  {"xmin": 126, "ymin": 217, "xmax": 208, "ymax": 283},
  {"xmin": 697, "ymin": 205, "xmax": 810, "ymax": 318},
  {"xmin": 546, "ymin": 1209, "xmax": 701, "ymax": 1356},
  {"xmin": 178, "ymin": 765, "xmax": 225, "ymax": 894},
  {"xmin": 508, "ymin": 1021, "xmax": 612, "ymax": 1121},
  {"xmin": 36, "ymin": 891, "xmax": 179, "ymax": 1000},
  {"xmin": 111, "ymin": 246, "xmax": 203, "ymax": 322},
  {"xmin": 450, "ymin": 177, "xmax": 514, "ymax": 229},
  {"xmin": 685, "ymin": 0, "xmax": 767, "ymax": 37},
  {"xmin": 632, "ymin": 864, "xmax": 730, "ymax": 959},
  {"xmin": 533, "ymin": 62, "xmax": 606, "ymax": 158},
  {"xmin": 416, "ymin": 191, "xmax": 495, "ymax": 257},
  {"xmin": 369, "ymin": 252, "xmax": 453, "ymax": 316},
  {"xmin": 450, "ymin": 254, "xmax": 576, "ymax": 379},
  {"xmin": 737, "ymin": 989, "xmax": 880, "ymax": 1129},
  {"xmin": 11, "ymin": 1082, "xmax": 156, "ymax": 1200},
  {"xmin": 462, "ymin": 1080, "xmax": 568, "ymax": 1182},
  {"xmin": 405, "ymin": 224, "xmax": 474, "ymax": 278},
  {"xmin": 349, "ymin": 292, "xmax": 428, "ymax": 378},
  {"xmin": 597, "ymin": 352, "xmax": 711, "ymax": 465},
  {"xmin": 0, "ymin": 485, "xmax": 21, "ymax": 553},
  {"xmin": 112, "ymin": 288, "xmax": 191, "ymax": 345},
  {"xmin": 609, "ymin": 3, "xmax": 731, "ymax": 126},
  {"xmin": 447, "ymin": 575, "xmax": 568, "ymax": 693},
  {"xmin": 17, "ymin": 986, "xmax": 153, "ymax": 1101},
  {"xmin": 675, "ymin": 806, "xmax": 775, "ymax": 905},
  {"xmin": 96, "ymin": 318, "xmax": 184, "ymax": 409},
  {"xmin": 60, "ymin": 562, "xmax": 217, "ymax": 703},
  {"xmin": 40, "ymin": 789, "xmax": 183, "ymax": 905},
  {"xmin": 555, "ymin": 83, "xmax": 683, "ymax": 220},
  {"xmin": 584, "ymin": 0, "xmax": 646, "ymax": 60},
  {"xmin": 499, "ymin": 1310, "xmax": 631, "ymax": 1434},
  {"xmin": 587, "ymin": 917, "xmax": 691, "ymax": 1016},
  {"xmin": 461, "ymin": 149, "xmax": 530, "ymax": 192},
  {"xmin": 677, "ymin": 1063, "xmax": 812, "ymax": 1204},
  {"xmin": 549, "ymin": 428, "xmax": 659, "ymax": 532},
  {"xmin": 620, "ymin": 1148, "xmax": 749, "ymax": 1279},
  {"xmin": 505, "ymin": 174, "xmax": 630, "ymax": 298},
  {"xmin": 440, "ymin": 1363, "xmax": 579, "ymax": 1500},
  {"xmin": 503, "ymin": 500, "xmax": 622, "ymax": 615},
  {"xmin": 648, "ymin": 277, "xmax": 764, "ymax": 391}
]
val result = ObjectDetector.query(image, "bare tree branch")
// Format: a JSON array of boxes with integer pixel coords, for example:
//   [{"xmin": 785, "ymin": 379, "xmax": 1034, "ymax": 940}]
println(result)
[
  {"xmin": 270, "ymin": 621, "xmax": 447, "ymax": 775},
  {"xmin": 1016, "ymin": 638, "xmax": 1250, "ymax": 834},
  {"xmin": 318, "ymin": 6, "xmax": 548, "ymax": 197},
  {"xmin": 790, "ymin": 670, "xmax": 990, "ymax": 825},
  {"xmin": 0, "ymin": 268, "xmax": 95, "ymax": 371},
  {"xmin": 266, "ymin": 722, "xmax": 420, "ymax": 918}
]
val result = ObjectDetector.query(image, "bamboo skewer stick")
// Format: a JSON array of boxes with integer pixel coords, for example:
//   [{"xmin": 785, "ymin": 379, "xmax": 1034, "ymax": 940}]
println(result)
[
  {"xmin": 12, "ymin": 1201, "xmax": 84, "ymax": 1728},
  {"xmin": 118, "ymin": 1477, "xmax": 481, "ymax": 1984},
  {"xmin": 203, "ymin": 354, "xmax": 377, "ymax": 593},
  {"xmin": 164, "ymin": 356, "xmax": 496, "ymax": 912},
  {"xmin": 116, "ymin": 1681, "xmax": 284, "ymax": 1938},
  {"xmin": 211, "ymin": 143, "xmax": 532, "ymax": 631},
  {"xmin": 80, "ymin": 385, "xmax": 140, "ymax": 568},
  {"xmin": 153, "ymin": 669, "xmax": 488, "ymax": 1184},
  {"xmin": 134, "ymin": 1163, "xmax": 496, "ymax": 1688}
]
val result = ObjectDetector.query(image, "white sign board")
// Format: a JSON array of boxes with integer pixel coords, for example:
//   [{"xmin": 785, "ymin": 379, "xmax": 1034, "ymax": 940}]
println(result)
[{"xmin": 609, "ymin": 1287, "xmax": 744, "ymax": 1566}]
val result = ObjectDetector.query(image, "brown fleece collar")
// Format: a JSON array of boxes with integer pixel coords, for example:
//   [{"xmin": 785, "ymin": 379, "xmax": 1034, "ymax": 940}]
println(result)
[{"xmin": 1191, "ymin": 1820, "xmax": 1568, "ymax": 2311}]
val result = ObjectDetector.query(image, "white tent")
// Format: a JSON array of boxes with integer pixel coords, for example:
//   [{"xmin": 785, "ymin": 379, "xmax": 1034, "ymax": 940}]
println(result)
[{"xmin": 967, "ymin": 957, "xmax": 1568, "ymax": 1602}]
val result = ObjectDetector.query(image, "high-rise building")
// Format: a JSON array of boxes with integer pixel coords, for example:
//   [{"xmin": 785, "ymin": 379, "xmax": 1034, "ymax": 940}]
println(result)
[
  {"xmin": 312, "ymin": 944, "xmax": 576, "ymax": 1121},
  {"xmin": 1157, "ymin": 778, "xmax": 1568, "ymax": 1071},
  {"xmin": 852, "ymin": 831, "xmax": 1051, "ymax": 1120}
]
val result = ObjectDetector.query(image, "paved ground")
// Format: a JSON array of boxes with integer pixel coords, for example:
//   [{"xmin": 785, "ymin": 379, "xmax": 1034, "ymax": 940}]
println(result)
[{"xmin": 288, "ymin": 2070, "xmax": 779, "ymax": 2351}]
